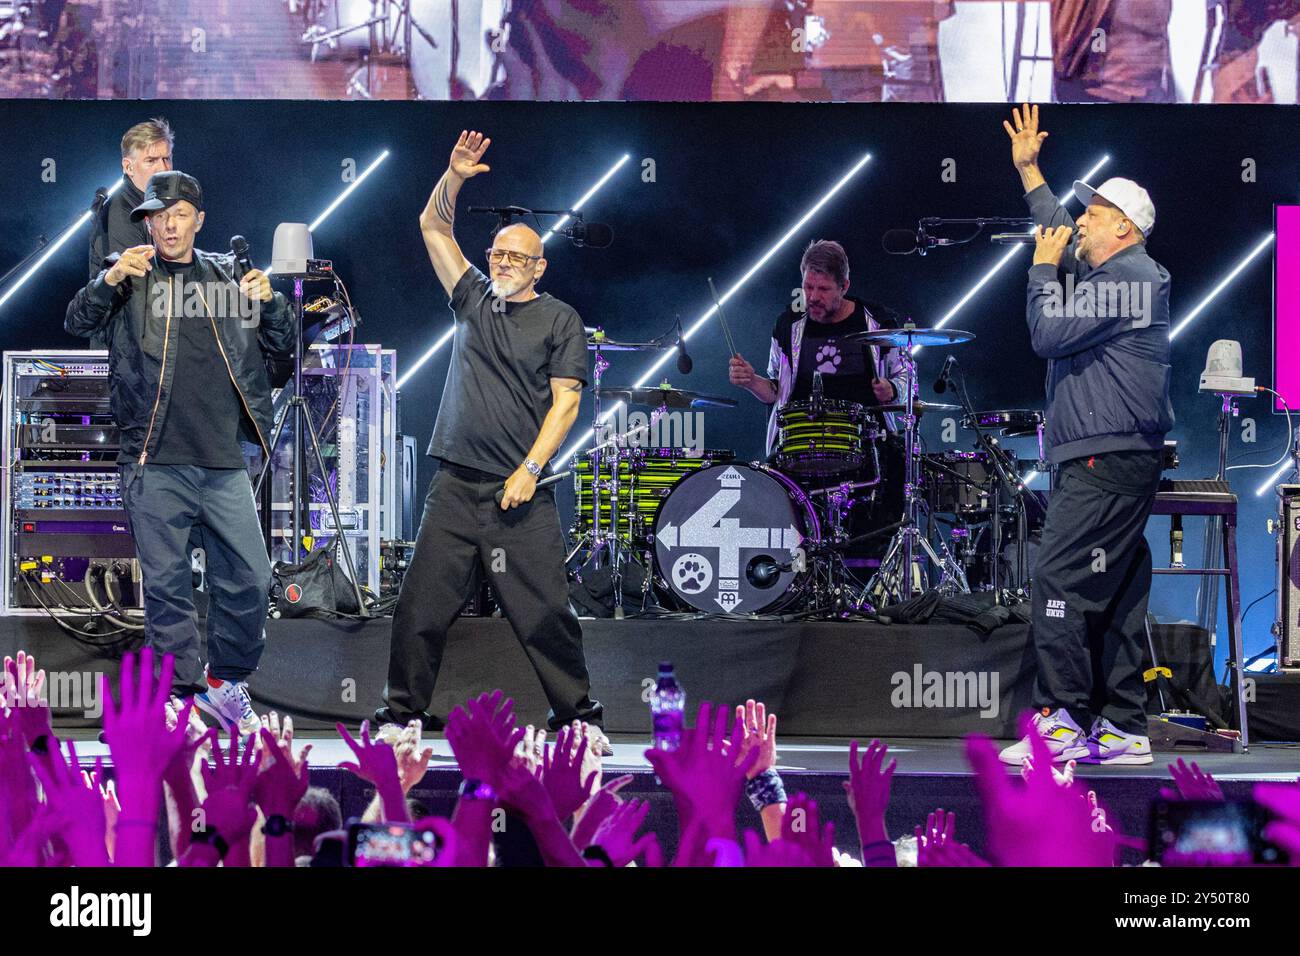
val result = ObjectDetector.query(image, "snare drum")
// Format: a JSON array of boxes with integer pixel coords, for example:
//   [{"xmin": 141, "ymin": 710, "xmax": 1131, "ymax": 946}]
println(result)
[{"xmin": 775, "ymin": 398, "xmax": 876, "ymax": 477}]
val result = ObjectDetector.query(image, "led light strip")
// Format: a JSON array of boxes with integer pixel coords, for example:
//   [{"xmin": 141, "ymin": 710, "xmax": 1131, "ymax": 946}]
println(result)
[{"xmin": 0, "ymin": 178, "xmax": 126, "ymax": 311}]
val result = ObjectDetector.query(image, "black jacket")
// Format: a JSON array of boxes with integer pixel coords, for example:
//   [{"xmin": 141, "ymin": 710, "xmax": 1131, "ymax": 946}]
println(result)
[
  {"xmin": 65, "ymin": 249, "xmax": 295, "ymax": 465},
  {"xmin": 1023, "ymin": 183, "xmax": 1174, "ymax": 464},
  {"xmin": 89, "ymin": 175, "xmax": 147, "ymax": 279}
]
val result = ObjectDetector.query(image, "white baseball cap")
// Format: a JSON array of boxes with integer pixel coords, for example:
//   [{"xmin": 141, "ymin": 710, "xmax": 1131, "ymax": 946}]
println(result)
[{"xmin": 1072, "ymin": 177, "xmax": 1155, "ymax": 237}]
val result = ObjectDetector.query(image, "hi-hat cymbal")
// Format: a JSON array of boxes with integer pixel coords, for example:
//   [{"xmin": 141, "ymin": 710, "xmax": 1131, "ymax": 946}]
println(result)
[
  {"xmin": 597, "ymin": 385, "xmax": 738, "ymax": 409},
  {"xmin": 585, "ymin": 334, "xmax": 672, "ymax": 352},
  {"xmin": 846, "ymin": 327, "xmax": 975, "ymax": 348},
  {"xmin": 867, "ymin": 400, "xmax": 961, "ymax": 415}
]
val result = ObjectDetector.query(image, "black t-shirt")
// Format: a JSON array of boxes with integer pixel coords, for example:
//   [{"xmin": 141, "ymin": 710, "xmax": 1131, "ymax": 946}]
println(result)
[
  {"xmin": 427, "ymin": 266, "xmax": 589, "ymax": 478},
  {"xmin": 148, "ymin": 256, "xmax": 247, "ymax": 469},
  {"xmin": 775, "ymin": 298, "xmax": 888, "ymax": 405}
]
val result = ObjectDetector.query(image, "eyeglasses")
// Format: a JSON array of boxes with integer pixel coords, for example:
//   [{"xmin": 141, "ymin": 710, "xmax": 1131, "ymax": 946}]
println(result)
[{"xmin": 485, "ymin": 249, "xmax": 542, "ymax": 269}]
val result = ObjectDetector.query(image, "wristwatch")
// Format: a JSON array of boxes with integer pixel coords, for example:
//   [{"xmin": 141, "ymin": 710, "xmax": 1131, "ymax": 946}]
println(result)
[
  {"xmin": 190, "ymin": 826, "xmax": 230, "ymax": 859},
  {"xmin": 523, "ymin": 458, "xmax": 542, "ymax": 478}
]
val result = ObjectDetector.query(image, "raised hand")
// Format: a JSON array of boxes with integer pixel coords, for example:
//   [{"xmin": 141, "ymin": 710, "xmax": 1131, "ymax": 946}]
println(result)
[
  {"xmin": 257, "ymin": 710, "xmax": 312, "ymax": 777},
  {"xmin": 777, "ymin": 792, "xmax": 836, "ymax": 867},
  {"xmin": 540, "ymin": 723, "xmax": 599, "ymax": 821},
  {"xmin": 1003, "ymin": 103, "xmax": 1048, "ymax": 170},
  {"xmin": 253, "ymin": 727, "xmax": 310, "ymax": 819},
  {"xmin": 589, "ymin": 798, "xmax": 662, "ymax": 868},
  {"xmin": 513, "ymin": 724, "xmax": 547, "ymax": 775},
  {"xmin": 645, "ymin": 701, "xmax": 757, "ymax": 843},
  {"xmin": 732, "ymin": 699, "xmax": 778, "ymax": 779},
  {"xmin": 914, "ymin": 808, "xmax": 989, "ymax": 867},
  {"xmin": 3, "ymin": 651, "xmax": 52, "ymax": 748},
  {"xmin": 1161, "ymin": 758, "xmax": 1225, "ymax": 803},
  {"xmin": 444, "ymin": 690, "xmax": 524, "ymax": 789},
  {"xmin": 449, "ymin": 130, "xmax": 491, "ymax": 181},
  {"xmin": 104, "ymin": 649, "xmax": 191, "ymax": 805},
  {"xmin": 28, "ymin": 742, "xmax": 110, "ymax": 866},
  {"xmin": 1021, "ymin": 754, "xmax": 1076, "ymax": 788},
  {"xmin": 967, "ymin": 713, "xmax": 1114, "ymax": 867},
  {"xmin": 570, "ymin": 774, "xmax": 635, "ymax": 850},
  {"xmin": 392, "ymin": 719, "xmax": 434, "ymax": 794},
  {"xmin": 844, "ymin": 739, "xmax": 896, "ymax": 847}
]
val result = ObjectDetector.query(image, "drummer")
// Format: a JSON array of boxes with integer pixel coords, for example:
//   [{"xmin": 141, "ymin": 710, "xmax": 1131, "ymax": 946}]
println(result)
[
  {"xmin": 730, "ymin": 239, "xmax": 908, "ymax": 449},
  {"xmin": 729, "ymin": 239, "xmax": 909, "ymax": 560}
]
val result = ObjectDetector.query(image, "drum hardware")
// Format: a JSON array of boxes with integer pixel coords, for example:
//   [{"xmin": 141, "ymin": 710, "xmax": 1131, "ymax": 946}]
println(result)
[
  {"xmin": 943, "ymin": 365, "xmax": 1039, "ymax": 604},
  {"xmin": 300, "ymin": 0, "xmax": 441, "ymax": 99},
  {"xmin": 596, "ymin": 384, "xmax": 738, "ymax": 410},
  {"xmin": 845, "ymin": 325, "xmax": 974, "ymax": 604}
]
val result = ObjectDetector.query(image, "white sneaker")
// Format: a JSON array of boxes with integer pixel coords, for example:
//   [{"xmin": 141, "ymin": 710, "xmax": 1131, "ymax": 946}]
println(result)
[
  {"xmin": 998, "ymin": 708, "xmax": 1089, "ymax": 765},
  {"xmin": 1082, "ymin": 717, "xmax": 1153, "ymax": 765},
  {"xmin": 195, "ymin": 669, "xmax": 260, "ymax": 738}
]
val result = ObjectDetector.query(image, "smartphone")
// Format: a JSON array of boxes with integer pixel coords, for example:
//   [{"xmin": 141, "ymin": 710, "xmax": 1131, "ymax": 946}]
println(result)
[
  {"xmin": 1149, "ymin": 798, "xmax": 1287, "ymax": 866},
  {"xmin": 346, "ymin": 821, "xmax": 442, "ymax": 867}
]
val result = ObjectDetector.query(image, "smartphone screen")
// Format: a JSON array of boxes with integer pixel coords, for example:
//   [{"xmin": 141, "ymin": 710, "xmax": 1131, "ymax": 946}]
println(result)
[
  {"xmin": 1150, "ymin": 799, "xmax": 1287, "ymax": 866},
  {"xmin": 347, "ymin": 822, "xmax": 441, "ymax": 867}
]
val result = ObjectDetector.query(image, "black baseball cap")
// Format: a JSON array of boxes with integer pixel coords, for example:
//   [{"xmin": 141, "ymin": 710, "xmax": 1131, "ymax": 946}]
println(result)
[{"xmin": 130, "ymin": 170, "xmax": 204, "ymax": 221}]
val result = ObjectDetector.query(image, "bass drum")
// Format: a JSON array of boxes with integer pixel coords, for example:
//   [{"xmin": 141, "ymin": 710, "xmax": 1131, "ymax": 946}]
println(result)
[{"xmin": 652, "ymin": 463, "xmax": 819, "ymax": 615}]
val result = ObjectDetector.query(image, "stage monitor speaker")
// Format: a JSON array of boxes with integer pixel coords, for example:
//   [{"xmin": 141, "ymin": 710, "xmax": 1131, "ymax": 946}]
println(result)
[{"xmin": 1277, "ymin": 485, "xmax": 1300, "ymax": 669}]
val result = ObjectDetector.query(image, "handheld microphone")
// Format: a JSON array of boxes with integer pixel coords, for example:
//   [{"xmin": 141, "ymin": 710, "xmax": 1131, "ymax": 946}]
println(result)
[
  {"xmin": 230, "ymin": 235, "xmax": 254, "ymax": 275},
  {"xmin": 990, "ymin": 228, "xmax": 1073, "ymax": 245},
  {"xmin": 933, "ymin": 355, "xmax": 956, "ymax": 394},
  {"xmin": 675, "ymin": 317, "xmax": 692, "ymax": 375}
]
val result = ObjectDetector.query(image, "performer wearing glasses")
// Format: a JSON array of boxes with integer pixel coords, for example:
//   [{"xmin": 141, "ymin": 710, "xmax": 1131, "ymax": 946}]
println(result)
[{"xmin": 376, "ymin": 131, "xmax": 607, "ymax": 749}]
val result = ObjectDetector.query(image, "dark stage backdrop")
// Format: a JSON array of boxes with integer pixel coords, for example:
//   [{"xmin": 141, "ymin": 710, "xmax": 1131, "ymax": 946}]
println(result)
[{"xmin": 0, "ymin": 99, "xmax": 1294, "ymax": 672}]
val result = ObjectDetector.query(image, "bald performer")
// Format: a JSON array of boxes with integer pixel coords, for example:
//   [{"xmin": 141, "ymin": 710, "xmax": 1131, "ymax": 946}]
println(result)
[{"xmin": 376, "ymin": 131, "xmax": 606, "ymax": 746}]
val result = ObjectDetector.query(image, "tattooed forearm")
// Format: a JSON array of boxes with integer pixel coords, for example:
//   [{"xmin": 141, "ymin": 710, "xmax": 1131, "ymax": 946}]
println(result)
[
  {"xmin": 420, "ymin": 169, "xmax": 463, "ymax": 236},
  {"xmin": 434, "ymin": 176, "xmax": 454, "ymax": 226}
]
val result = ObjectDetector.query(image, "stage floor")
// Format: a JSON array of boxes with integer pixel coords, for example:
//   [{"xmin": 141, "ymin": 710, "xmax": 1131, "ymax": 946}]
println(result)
[{"xmin": 58, "ymin": 731, "xmax": 1300, "ymax": 781}]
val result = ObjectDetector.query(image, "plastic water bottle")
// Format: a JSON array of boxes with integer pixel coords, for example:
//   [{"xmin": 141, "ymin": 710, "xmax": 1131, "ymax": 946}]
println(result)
[{"xmin": 650, "ymin": 662, "xmax": 685, "ymax": 751}]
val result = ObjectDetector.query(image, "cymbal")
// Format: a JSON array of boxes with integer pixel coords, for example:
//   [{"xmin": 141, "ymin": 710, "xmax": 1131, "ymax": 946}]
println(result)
[
  {"xmin": 867, "ymin": 400, "xmax": 961, "ymax": 415},
  {"xmin": 845, "ymin": 327, "xmax": 976, "ymax": 348},
  {"xmin": 597, "ymin": 385, "xmax": 738, "ymax": 409},
  {"xmin": 585, "ymin": 334, "xmax": 671, "ymax": 352}
]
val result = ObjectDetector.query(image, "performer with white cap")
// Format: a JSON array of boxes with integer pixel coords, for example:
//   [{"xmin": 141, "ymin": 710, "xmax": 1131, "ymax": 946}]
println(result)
[{"xmin": 998, "ymin": 105, "xmax": 1174, "ymax": 766}]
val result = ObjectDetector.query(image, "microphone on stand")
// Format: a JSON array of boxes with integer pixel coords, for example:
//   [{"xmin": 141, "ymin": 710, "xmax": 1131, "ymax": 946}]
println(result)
[
  {"xmin": 990, "ymin": 227, "xmax": 1073, "ymax": 244},
  {"xmin": 933, "ymin": 355, "xmax": 957, "ymax": 394},
  {"xmin": 674, "ymin": 317, "xmax": 693, "ymax": 375}
]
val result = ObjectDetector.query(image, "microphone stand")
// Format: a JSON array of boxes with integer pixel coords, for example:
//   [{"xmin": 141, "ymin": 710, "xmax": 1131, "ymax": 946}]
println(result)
[
  {"xmin": 0, "ymin": 188, "xmax": 110, "ymax": 294},
  {"xmin": 948, "ymin": 363, "xmax": 1030, "ymax": 605}
]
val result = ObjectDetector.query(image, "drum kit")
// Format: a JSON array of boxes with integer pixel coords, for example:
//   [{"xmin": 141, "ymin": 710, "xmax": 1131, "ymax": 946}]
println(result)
[{"xmin": 569, "ymin": 321, "xmax": 1049, "ymax": 619}]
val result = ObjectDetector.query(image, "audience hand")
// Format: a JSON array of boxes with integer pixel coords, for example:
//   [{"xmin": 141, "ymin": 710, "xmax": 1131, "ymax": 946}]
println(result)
[
  {"xmin": 732, "ymin": 699, "xmax": 777, "ymax": 779},
  {"xmin": 844, "ymin": 739, "xmax": 895, "ymax": 846},
  {"xmin": 1161, "ymin": 758, "xmax": 1224, "ymax": 803}
]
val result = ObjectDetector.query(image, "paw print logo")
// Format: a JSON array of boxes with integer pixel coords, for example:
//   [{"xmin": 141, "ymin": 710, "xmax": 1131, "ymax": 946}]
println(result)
[
  {"xmin": 671, "ymin": 553, "xmax": 713, "ymax": 594},
  {"xmin": 815, "ymin": 343, "xmax": 841, "ymax": 374}
]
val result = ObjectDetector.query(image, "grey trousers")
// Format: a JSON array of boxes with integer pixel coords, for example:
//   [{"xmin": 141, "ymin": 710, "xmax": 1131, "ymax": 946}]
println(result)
[{"xmin": 120, "ymin": 463, "xmax": 271, "ymax": 691}]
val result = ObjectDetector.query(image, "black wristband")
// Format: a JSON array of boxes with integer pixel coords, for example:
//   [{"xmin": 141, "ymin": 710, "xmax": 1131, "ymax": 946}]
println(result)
[
  {"xmin": 30, "ymin": 734, "xmax": 51, "ymax": 755},
  {"xmin": 261, "ymin": 814, "xmax": 294, "ymax": 837},
  {"xmin": 581, "ymin": 845, "xmax": 615, "ymax": 867},
  {"xmin": 191, "ymin": 827, "xmax": 230, "ymax": 859}
]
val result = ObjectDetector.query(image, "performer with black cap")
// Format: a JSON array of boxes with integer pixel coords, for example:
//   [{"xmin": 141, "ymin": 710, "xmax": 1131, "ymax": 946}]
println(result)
[{"xmin": 65, "ymin": 170, "xmax": 295, "ymax": 737}]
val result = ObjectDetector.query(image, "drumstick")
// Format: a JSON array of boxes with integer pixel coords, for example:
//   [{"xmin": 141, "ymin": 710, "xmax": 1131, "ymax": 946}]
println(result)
[
  {"xmin": 707, "ymin": 277, "xmax": 740, "ymax": 357},
  {"xmin": 495, "ymin": 470, "xmax": 570, "ymax": 505}
]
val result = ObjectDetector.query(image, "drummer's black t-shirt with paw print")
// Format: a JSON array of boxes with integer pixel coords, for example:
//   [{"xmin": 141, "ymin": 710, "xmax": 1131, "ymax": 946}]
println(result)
[{"xmin": 791, "ymin": 302, "xmax": 873, "ymax": 404}]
